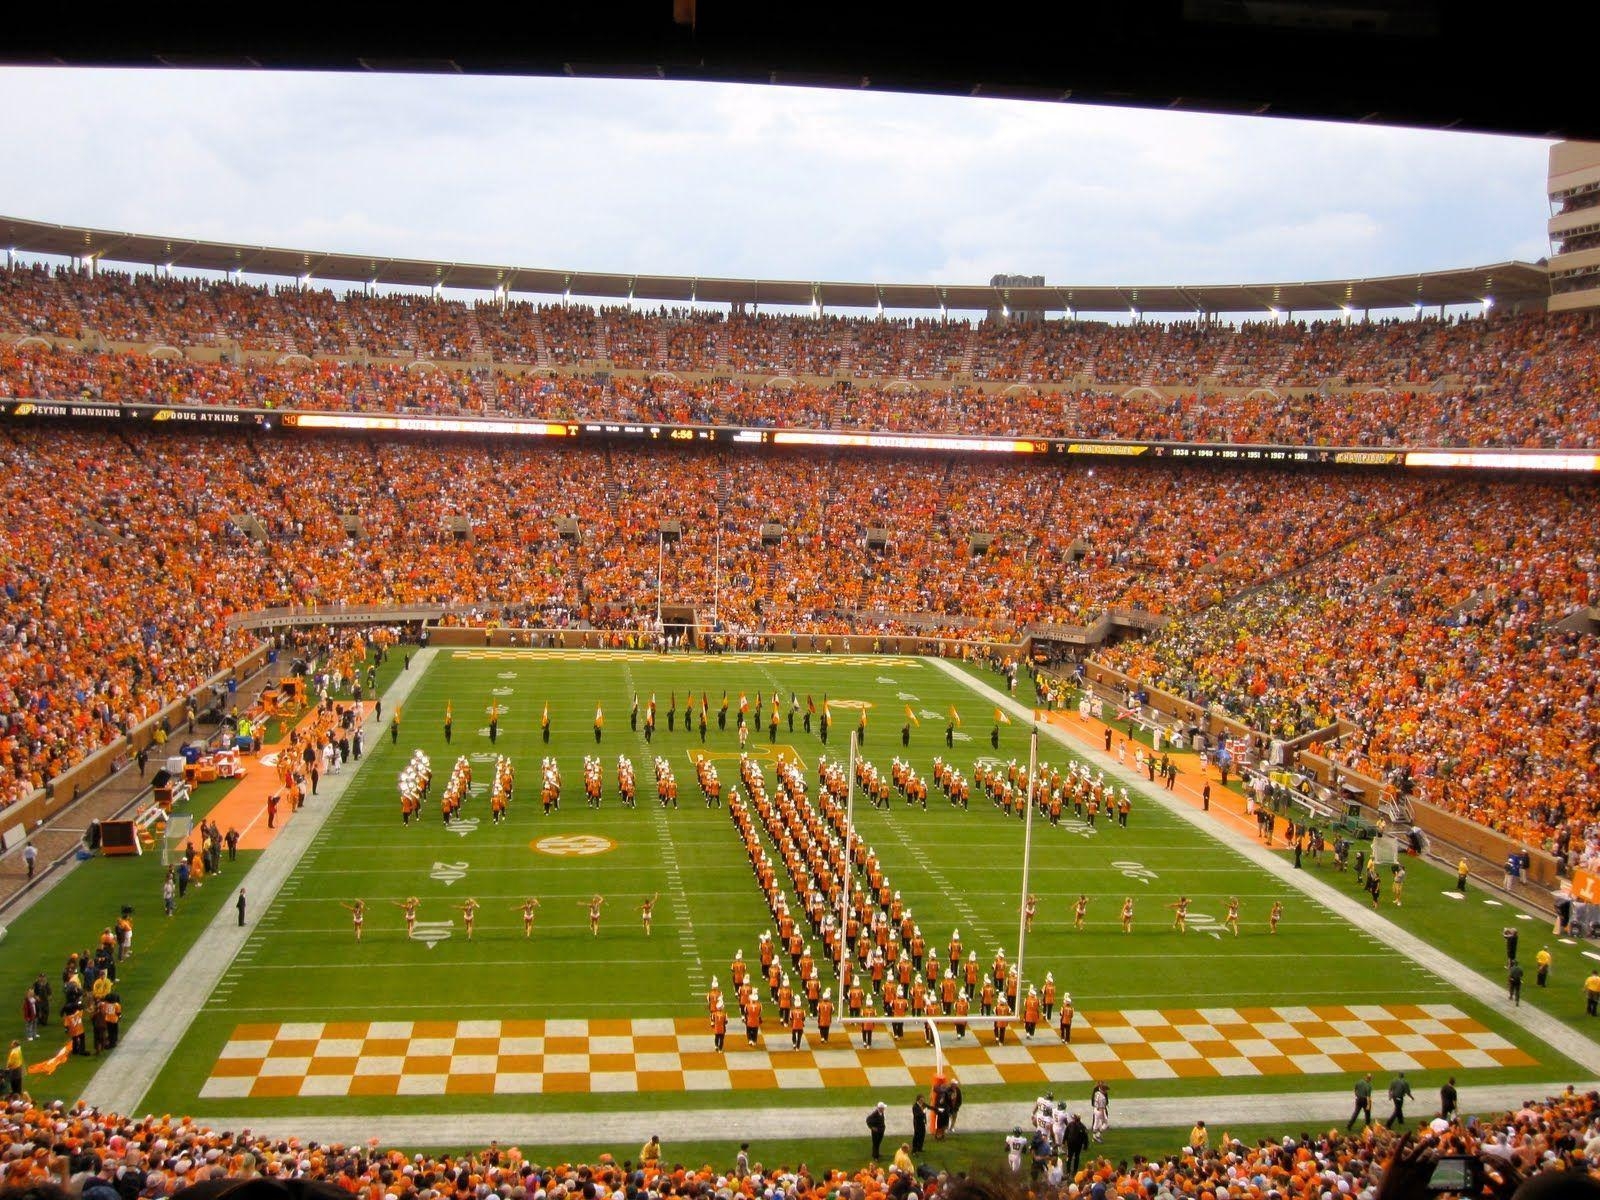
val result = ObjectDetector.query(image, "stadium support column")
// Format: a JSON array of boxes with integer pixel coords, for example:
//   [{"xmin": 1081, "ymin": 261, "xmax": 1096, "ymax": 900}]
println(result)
[
  {"xmin": 838, "ymin": 728, "xmax": 859, "ymax": 981},
  {"xmin": 1015, "ymin": 727, "xmax": 1038, "ymax": 998},
  {"xmin": 656, "ymin": 529, "xmax": 665, "ymax": 644}
]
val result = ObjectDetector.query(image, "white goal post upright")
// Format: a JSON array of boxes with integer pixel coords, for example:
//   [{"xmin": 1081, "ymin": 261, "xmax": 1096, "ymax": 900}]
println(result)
[
  {"xmin": 161, "ymin": 814, "xmax": 194, "ymax": 868},
  {"xmin": 837, "ymin": 727, "xmax": 859, "ymax": 983},
  {"xmin": 1015, "ymin": 726, "xmax": 1038, "ymax": 1006}
]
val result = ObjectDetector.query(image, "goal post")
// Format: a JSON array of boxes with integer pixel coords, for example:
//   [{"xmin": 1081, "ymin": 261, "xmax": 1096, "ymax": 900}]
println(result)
[{"xmin": 161, "ymin": 814, "xmax": 194, "ymax": 867}]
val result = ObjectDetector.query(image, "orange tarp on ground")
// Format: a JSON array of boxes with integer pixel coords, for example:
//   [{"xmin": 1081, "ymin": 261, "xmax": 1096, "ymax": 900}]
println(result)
[
  {"xmin": 1037, "ymin": 706, "xmax": 1260, "ymax": 841},
  {"xmin": 199, "ymin": 703, "xmax": 373, "ymax": 850}
]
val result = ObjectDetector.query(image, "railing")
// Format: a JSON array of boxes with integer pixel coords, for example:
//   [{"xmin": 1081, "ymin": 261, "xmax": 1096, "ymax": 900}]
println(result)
[{"xmin": 226, "ymin": 603, "xmax": 447, "ymax": 631}]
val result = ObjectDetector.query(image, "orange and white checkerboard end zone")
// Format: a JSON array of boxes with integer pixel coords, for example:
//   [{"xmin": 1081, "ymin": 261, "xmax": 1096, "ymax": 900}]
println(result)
[{"xmin": 200, "ymin": 1003, "xmax": 1534, "ymax": 1101}]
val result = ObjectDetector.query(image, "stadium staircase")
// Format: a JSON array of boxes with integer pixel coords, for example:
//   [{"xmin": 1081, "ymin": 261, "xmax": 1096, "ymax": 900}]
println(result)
[
  {"xmin": 259, "ymin": 292, "xmax": 299, "ymax": 355},
  {"xmin": 1057, "ymin": 391, "xmax": 1082, "ymax": 435},
  {"xmin": 478, "ymin": 368, "xmax": 501, "ymax": 413},
  {"xmin": 1210, "ymin": 342, "xmax": 1239, "ymax": 382},
  {"xmin": 759, "ymin": 550, "xmax": 779, "ymax": 604},
  {"xmin": 465, "ymin": 307, "xmax": 489, "ymax": 364},
  {"xmin": 829, "ymin": 390, "xmax": 850, "ymax": 429},
  {"xmin": 527, "ymin": 312, "xmax": 551, "ymax": 368},
  {"xmin": 932, "ymin": 459, "xmax": 957, "ymax": 531},
  {"xmin": 568, "ymin": 540, "xmax": 588, "ymax": 606},
  {"xmin": 404, "ymin": 315, "xmax": 423, "ymax": 361},
  {"xmin": 835, "ymin": 336, "xmax": 855, "ymax": 380},
  {"xmin": 816, "ymin": 455, "xmax": 840, "ymax": 539},
  {"xmin": 959, "ymin": 325, "xmax": 980, "ymax": 374},
  {"xmin": 923, "ymin": 461, "xmax": 959, "ymax": 599},
  {"xmin": 652, "ymin": 321, "xmax": 670, "ymax": 370},
  {"xmin": 782, "ymin": 328, "xmax": 802, "ymax": 377},
  {"xmin": 354, "ymin": 373, "xmax": 381, "ymax": 411},
  {"xmin": 593, "ymin": 316, "xmax": 611, "ymax": 363},
  {"xmin": 1021, "ymin": 326, "xmax": 1044, "ymax": 380},
  {"xmin": 712, "ymin": 325, "xmax": 732, "ymax": 373},
  {"xmin": 246, "ymin": 438, "xmax": 301, "ymax": 539}
]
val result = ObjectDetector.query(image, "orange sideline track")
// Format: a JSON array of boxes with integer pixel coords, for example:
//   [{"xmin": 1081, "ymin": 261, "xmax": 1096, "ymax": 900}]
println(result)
[
  {"xmin": 1040, "ymin": 706, "xmax": 1263, "ymax": 842},
  {"xmin": 198, "ymin": 703, "xmax": 373, "ymax": 850}
]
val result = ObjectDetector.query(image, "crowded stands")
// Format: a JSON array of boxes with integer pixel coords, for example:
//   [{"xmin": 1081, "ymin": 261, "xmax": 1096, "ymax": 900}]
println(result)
[
  {"xmin": 5, "ymin": 264, "xmax": 1600, "ymax": 448},
  {"xmin": 2, "ymin": 256, "xmax": 1599, "ymax": 868},
  {"xmin": 0, "ymin": 427, "xmax": 1419, "ymax": 815},
  {"xmin": 0, "ymin": 1087, "xmax": 1597, "ymax": 1199},
  {"xmin": 1095, "ymin": 481, "xmax": 1600, "ymax": 850},
  {"xmin": 3, "ymin": 416, "xmax": 1598, "ymax": 864}
]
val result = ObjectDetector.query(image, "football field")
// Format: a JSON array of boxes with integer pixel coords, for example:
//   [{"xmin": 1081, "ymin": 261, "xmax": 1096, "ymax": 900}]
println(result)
[{"xmin": 93, "ymin": 648, "xmax": 1592, "ymax": 1123}]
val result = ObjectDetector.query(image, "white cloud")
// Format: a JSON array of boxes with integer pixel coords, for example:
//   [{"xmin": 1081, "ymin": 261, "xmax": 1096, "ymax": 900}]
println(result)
[{"xmin": 0, "ymin": 67, "xmax": 1551, "ymax": 292}]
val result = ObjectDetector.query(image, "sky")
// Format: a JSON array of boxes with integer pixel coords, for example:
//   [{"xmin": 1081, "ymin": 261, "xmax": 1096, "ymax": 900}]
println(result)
[{"xmin": 0, "ymin": 67, "xmax": 1554, "ymax": 295}]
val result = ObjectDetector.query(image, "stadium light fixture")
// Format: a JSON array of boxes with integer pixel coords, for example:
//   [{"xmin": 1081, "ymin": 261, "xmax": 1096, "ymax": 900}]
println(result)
[
  {"xmin": 1001, "ymin": 304, "xmax": 1010, "ymax": 318},
  {"xmin": 1482, "ymin": 296, "xmax": 1495, "ymax": 310},
  {"xmin": 564, "ymin": 288, "xmax": 572, "ymax": 305},
  {"xmin": 299, "ymin": 273, "xmax": 312, "ymax": 289}
]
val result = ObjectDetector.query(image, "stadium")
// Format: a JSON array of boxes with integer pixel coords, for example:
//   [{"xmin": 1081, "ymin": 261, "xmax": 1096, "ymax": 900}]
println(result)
[{"xmin": 2, "ymin": 16, "xmax": 1600, "ymax": 1200}]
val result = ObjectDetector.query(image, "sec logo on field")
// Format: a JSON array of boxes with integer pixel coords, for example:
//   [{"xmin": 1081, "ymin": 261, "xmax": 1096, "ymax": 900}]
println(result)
[{"xmin": 532, "ymin": 834, "xmax": 617, "ymax": 857}]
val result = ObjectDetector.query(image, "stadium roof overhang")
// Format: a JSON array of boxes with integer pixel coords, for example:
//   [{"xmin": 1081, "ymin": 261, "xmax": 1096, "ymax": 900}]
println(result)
[
  {"xmin": 0, "ymin": 6, "xmax": 1593, "ymax": 140},
  {"xmin": 0, "ymin": 216, "xmax": 1549, "ymax": 316}
]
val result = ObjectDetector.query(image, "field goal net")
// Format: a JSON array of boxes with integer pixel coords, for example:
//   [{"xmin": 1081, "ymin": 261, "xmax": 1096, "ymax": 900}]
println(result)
[{"xmin": 162, "ymin": 815, "xmax": 194, "ymax": 867}]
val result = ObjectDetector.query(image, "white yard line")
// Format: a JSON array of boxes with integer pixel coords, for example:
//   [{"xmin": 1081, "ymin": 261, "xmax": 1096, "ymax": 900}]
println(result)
[
  {"xmin": 81, "ymin": 649, "xmax": 440, "ymax": 1116},
  {"xmin": 623, "ymin": 664, "xmax": 704, "ymax": 992},
  {"xmin": 927, "ymin": 656, "xmax": 1600, "ymax": 1079}
]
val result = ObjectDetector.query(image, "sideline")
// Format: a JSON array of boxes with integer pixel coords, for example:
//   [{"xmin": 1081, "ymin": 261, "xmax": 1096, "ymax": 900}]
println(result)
[
  {"xmin": 81, "ymin": 650, "xmax": 439, "ymax": 1116},
  {"xmin": 193, "ymin": 1079, "xmax": 1597, "ymax": 1149},
  {"xmin": 198, "ymin": 701, "xmax": 374, "ymax": 851},
  {"xmin": 926, "ymin": 657, "xmax": 1600, "ymax": 1079}
]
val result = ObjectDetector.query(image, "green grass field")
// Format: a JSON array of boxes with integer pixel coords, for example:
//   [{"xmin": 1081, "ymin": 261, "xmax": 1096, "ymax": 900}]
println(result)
[{"xmin": 9, "ymin": 646, "xmax": 1595, "ymax": 1148}]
